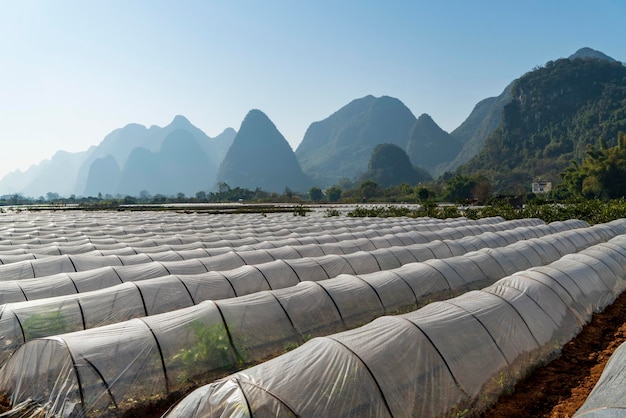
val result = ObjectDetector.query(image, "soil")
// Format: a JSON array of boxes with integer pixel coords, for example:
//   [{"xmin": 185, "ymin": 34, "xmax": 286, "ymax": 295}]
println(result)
[{"xmin": 482, "ymin": 289, "xmax": 626, "ymax": 418}]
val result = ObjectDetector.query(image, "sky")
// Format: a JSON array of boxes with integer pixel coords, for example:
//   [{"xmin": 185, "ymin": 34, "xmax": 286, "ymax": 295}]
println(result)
[{"xmin": 1, "ymin": 0, "xmax": 624, "ymax": 180}]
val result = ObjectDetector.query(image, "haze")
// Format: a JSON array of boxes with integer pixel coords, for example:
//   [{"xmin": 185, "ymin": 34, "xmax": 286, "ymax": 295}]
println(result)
[{"xmin": 1, "ymin": 0, "xmax": 624, "ymax": 179}]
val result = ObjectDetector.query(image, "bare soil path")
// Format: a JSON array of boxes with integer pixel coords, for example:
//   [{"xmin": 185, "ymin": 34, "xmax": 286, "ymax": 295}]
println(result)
[{"xmin": 482, "ymin": 290, "xmax": 626, "ymax": 418}]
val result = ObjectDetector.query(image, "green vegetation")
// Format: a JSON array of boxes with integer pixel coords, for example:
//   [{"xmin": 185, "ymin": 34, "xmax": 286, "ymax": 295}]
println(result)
[
  {"xmin": 346, "ymin": 199, "xmax": 626, "ymax": 226},
  {"xmin": 558, "ymin": 132, "xmax": 626, "ymax": 199},
  {"xmin": 175, "ymin": 321, "xmax": 238, "ymax": 380},
  {"xmin": 358, "ymin": 143, "xmax": 432, "ymax": 188},
  {"xmin": 459, "ymin": 58, "xmax": 626, "ymax": 193},
  {"xmin": 22, "ymin": 311, "xmax": 70, "ymax": 340}
]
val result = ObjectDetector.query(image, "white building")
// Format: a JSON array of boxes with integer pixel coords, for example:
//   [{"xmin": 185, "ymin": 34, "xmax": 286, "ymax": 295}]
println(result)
[{"xmin": 531, "ymin": 180, "xmax": 552, "ymax": 194}]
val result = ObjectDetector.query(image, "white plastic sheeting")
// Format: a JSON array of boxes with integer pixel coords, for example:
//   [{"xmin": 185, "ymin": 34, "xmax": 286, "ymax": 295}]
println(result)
[
  {"xmin": 0, "ymin": 217, "xmax": 534, "ymax": 279},
  {"xmin": 0, "ymin": 221, "xmax": 600, "ymax": 369},
  {"xmin": 0, "ymin": 219, "xmax": 552, "ymax": 303},
  {"xmin": 162, "ymin": 235, "xmax": 626, "ymax": 418},
  {"xmin": 573, "ymin": 341, "xmax": 626, "ymax": 417},
  {"xmin": 0, "ymin": 221, "xmax": 624, "ymax": 416}
]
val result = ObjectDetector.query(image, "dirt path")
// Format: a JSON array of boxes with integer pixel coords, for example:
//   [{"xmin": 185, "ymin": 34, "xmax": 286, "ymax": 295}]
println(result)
[{"xmin": 482, "ymin": 290, "xmax": 626, "ymax": 418}]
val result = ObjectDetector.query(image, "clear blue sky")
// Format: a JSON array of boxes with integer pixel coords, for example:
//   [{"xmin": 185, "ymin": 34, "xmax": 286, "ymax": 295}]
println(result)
[{"xmin": 1, "ymin": 0, "xmax": 624, "ymax": 179}]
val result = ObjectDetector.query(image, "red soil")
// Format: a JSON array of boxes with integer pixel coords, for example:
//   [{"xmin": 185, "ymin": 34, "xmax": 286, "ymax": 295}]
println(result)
[{"xmin": 482, "ymin": 290, "xmax": 626, "ymax": 418}]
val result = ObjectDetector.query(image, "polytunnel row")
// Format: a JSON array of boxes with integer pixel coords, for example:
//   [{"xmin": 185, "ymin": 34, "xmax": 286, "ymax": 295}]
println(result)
[
  {"xmin": 0, "ymin": 221, "xmax": 624, "ymax": 417},
  {"xmin": 0, "ymin": 219, "xmax": 419, "ymax": 249},
  {"xmin": 573, "ymin": 340, "xmax": 626, "ymax": 417},
  {"xmin": 0, "ymin": 218, "xmax": 544, "ymax": 281},
  {"xmin": 0, "ymin": 216, "xmax": 508, "ymax": 264},
  {"xmin": 0, "ymin": 220, "xmax": 610, "ymax": 368},
  {"xmin": 0, "ymin": 210, "xmax": 348, "ymax": 234},
  {"xmin": 0, "ymin": 216, "xmax": 413, "ymax": 246},
  {"xmin": 161, "ymin": 234, "xmax": 626, "ymax": 418},
  {"xmin": 0, "ymin": 216, "xmax": 519, "ymax": 266},
  {"xmin": 0, "ymin": 214, "xmax": 482, "ymax": 247},
  {"xmin": 0, "ymin": 219, "xmax": 580, "ymax": 304}
]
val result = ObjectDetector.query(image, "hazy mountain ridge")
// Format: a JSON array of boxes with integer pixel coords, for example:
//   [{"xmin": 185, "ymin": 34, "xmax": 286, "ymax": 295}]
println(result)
[
  {"xmin": 0, "ymin": 117, "xmax": 235, "ymax": 198},
  {"xmin": 115, "ymin": 129, "xmax": 217, "ymax": 197}
]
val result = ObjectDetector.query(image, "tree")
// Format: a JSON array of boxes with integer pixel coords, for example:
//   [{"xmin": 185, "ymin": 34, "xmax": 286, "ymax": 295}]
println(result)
[
  {"xmin": 46, "ymin": 192, "xmax": 59, "ymax": 201},
  {"xmin": 472, "ymin": 179, "xmax": 494, "ymax": 205},
  {"xmin": 416, "ymin": 186, "xmax": 430, "ymax": 202},
  {"xmin": 361, "ymin": 143, "xmax": 431, "ymax": 188},
  {"xmin": 442, "ymin": 175, "xmax": 477, "ymax": 203},
  {"xmin": 559, "ymin": 133, "xmax": 626, "ymax": 200},
  {"xmin": 326, "ymin": 186, "xmax": 342, "ymax": 203},
  {"xmin": 308, "ymin": 187, "xmax": 324, "ymax": 202},
  {"xmin": 359, "ymin": 180, "xmax": 379, "ymax": 201},
  {"xmin": 195, "ymin": 191, "xmax": 207, "ymax": 201}
]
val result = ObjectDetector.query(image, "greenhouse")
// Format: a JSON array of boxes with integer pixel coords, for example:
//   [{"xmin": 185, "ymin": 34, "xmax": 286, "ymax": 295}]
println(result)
[
  {"xmin": 0, "ymin": 219, "xmax": 624, "ymax": 416},
  {"xmin": 0, "ymin": 221, "xmax": 611, "ymax": 368},
  {"xmin": 573, "ymin": 340, "xmax": 626, "ymax": 417},
  {"xmin": 0, "ymin": 219, "xmax": 614, "ymax": 370},
  {"xmin": 162, "ymin": 235, "xmax": 626, "ymax": 418},
  {"xmin": 0, "ymin": 218, "xmax": 555, "ymax": 304},
  {"xmin": 0, "ymin": 216, "xmax": 530, "ymax": 279}
]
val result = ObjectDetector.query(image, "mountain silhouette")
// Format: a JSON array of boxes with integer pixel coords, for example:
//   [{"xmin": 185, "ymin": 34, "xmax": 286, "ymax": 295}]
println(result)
[
  {"xmin": 295, "ymin": 95, "xmax": 416, "ymax": 187},
  {"xmin": 116, "ymin": 129, "xmax": 216, "ymax": 197},
  {"xmin": 360, "ymin": 143, "xmax": 432, "ymax": 187},
  {"xmin": 84, "ymin": 155, "xmax": 121, "ymax": 197},
  {"xmin": 405, "ymin": 113, "xmax": 462, "ymax": 176},
  {"xmin": 216, "ymin": 109, "xmax": 311, "ymax": 193}
]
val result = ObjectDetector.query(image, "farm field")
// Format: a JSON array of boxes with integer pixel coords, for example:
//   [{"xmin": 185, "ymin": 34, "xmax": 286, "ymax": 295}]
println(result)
[{"xmin": 0, "ymin": 207, "xmax": 624, "ymax": 417}]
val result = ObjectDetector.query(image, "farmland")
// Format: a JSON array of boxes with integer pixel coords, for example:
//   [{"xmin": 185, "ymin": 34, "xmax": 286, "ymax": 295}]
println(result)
[{"xmin": 0, "ymin": 206, "xmax": 624, "ymax": 417}]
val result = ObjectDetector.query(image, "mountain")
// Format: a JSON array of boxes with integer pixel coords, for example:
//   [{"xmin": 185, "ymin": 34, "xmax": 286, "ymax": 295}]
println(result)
[
  {"xmin": 0, "ymin": 115, "xmax": 235, "ymax": 198},
  {"xmin": 19, "ymin": 150, "xmax": 90, "ymax": 198},
  {"xmin": 568, "ymin": 47, "xmax": 616, "ymax": 62},
  {"xmin": 295, "ymin": 95, "xmax": 416, "ymax": 187},
  {"xmin": 440, "ymin": 82, "xmax": 514, "ymax": 174},
  {"xmin": 76, "ymin": 115, "xmax": 235, "ymax": 196},
  {"xmin": 405, "ymin": 114, "xmax": 462, "ymax": 177},
  {"xmin": 84, "ymin": 155, "xmax": 122, "ymax": 197},
  {"xmin": 116, "ymin": 129, "xmax": 217, "ymax": 197},
  {"xmin": 216, "ymin": 109, "xmax": 311, "ymax": 193},
  {"xmin": 360, "ymin": 143, "xmax": 431, "ymax": 187},
  {"xmin": 458, "ymin": 56, "xmax": 626, "ymax": 192}
]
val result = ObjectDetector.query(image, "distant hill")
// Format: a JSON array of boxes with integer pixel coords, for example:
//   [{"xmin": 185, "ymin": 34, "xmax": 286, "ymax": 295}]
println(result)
[
  {"xmin": 405, "ymin": 113, "xmax": 462, "ymax": 177},
  {"xmin": 0, "ymin": 116, "xmax": 235, "ymax": 198},
  {"xmin": 76, "ymin": 115, "xmax": 234, "ymax": 196},
  {"xmin": 18, "ymin": 150, "xmax": 90, "ymax": 198},
  {"xmin": 115, "ymin": 129, "xmax": 217, "ymax": 197},
  {"xmin": 440, "ymin": 82, "xmax": 514, "ymax": 174},
  {"xmin": 458, "ymin": 55, "xmax": 626, "ymax": 192},
  {"xmin": 84, "ymin": 155, "xmax": 121, "ymax": 197},
  {"xmin": 360, "ymin": 143, "xmax": 431, "ymax": 187},
  {"xmin": 568, "ymin": 47, "xmax": 616, "ymax": 62},
  {"xmin": 216, "ymin": 109, "xmax": 312, "ymax": 193},
  {"xmin": 295, "ymin": 95, "xmax": 416, "ymax": 187}
]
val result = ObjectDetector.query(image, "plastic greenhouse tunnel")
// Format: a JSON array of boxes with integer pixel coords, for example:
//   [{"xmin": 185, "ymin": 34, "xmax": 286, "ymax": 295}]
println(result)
[
  {"xmin": 161, "ymin": 235, "xmax": 626, "ymax": 418},
  {"xmin": 0, "ymin": 223, "xmax": 624, "ymax": 416},
  {"xmin": 0, "ymin": 219, "xmax": 616, "ymax": 370}
]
